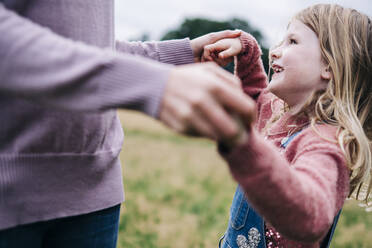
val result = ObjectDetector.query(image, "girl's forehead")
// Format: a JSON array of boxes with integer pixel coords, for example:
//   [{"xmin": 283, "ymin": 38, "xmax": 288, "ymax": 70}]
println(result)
[
  {"xmin": 286, "ymin": 20, "xmax": 314, "ymax": 36},
  {"xmin": 287, "ymin": 20, "xmax": 304, "ymax": 32}
]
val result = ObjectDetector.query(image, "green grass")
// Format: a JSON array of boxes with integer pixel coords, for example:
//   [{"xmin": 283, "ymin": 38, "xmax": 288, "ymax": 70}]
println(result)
[{"xmin": 116, "ymin": 110, "xmax": 372, "ymax": 248}]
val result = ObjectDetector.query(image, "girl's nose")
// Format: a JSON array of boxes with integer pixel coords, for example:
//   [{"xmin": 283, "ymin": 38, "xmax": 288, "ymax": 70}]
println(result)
[{"xmin": 270, "ymin": 48, "xmax": 282, "ymax": 60}]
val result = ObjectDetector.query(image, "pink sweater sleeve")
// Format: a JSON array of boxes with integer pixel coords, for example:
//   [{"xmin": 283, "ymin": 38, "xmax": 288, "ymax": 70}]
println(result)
[
  {"xmin": 220, "ymin": 125, "xmax": 350, "ymax": 243},
  {"xmin": 235, "ymin": 32, "xmax": 268, "ymax": 100}
]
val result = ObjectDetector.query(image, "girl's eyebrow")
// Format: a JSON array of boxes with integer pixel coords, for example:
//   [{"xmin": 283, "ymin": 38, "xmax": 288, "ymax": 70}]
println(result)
[
  {"xmin": 271, "ymin": 31, "xmax": 298, "ymax": 50},
  {"xmin": 286, "ymin": 32, "xmax": 297, "ymax": 38}
]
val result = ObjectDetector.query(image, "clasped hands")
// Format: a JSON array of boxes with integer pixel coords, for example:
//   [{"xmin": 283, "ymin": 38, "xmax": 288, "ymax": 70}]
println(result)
[{"xmin": 159, "ymin": 30, "xmax": 255, "ymax": 149}]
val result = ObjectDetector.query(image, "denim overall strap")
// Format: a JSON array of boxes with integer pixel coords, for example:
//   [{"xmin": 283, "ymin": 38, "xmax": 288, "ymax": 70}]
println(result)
[
  {"xmin": 0, "ymin": 0, "xmax": 31, "ymax": 13},
  {"xmin": 281, "ymin": 131, "xmax": 342, "ymax": 248},
  {"xmin": 320, "ymin": 210, "xmax": 342, "ymax": 248}
]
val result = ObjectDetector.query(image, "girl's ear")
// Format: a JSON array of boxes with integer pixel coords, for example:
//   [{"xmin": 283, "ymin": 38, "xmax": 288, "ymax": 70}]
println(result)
[{"xmin": 321, "ymin": 66, "xmax": 332, "ymax": 80}]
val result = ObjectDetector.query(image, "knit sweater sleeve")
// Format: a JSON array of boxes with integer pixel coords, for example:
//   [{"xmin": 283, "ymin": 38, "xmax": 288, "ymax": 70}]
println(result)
[
  {"xmin": 0, "ymin": 4, "xmax": 171, "ymax": 117},
  {"xmin": 220, "ymin": 125, "xmax": 350, "ymax": 243},
  {"xmin": 235, "ymin": 32, "xmax": 268, "ymax": 100},
  {"xmin": 115, "ymin": 39, "xmax": 195, "ymax": 65}
]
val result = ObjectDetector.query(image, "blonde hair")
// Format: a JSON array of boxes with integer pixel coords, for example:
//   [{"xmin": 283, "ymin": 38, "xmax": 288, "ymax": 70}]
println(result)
[{"xmin": 289, "ymin": 4, "xmax": 372, "ymax": 204}]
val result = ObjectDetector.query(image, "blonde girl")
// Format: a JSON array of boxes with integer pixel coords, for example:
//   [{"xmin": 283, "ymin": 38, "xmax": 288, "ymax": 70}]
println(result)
[{"xmin": 203, "ymin": 4, "xmax": 372, "ymax": 248}]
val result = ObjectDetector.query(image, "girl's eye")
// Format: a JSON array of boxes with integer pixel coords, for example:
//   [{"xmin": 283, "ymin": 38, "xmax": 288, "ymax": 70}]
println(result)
[{"xmin": 289, "ymin": 38, "xmax": 297, "ymax": 44}]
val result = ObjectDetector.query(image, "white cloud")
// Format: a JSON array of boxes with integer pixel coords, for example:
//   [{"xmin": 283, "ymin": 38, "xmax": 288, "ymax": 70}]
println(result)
[{"xmin": 115, "ymin": 0, "xmax": 372, "ymax": 47}]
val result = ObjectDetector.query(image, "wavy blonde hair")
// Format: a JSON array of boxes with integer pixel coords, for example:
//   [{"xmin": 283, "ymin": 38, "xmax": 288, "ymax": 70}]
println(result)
[{"xmin": 288, "ymin": 4, "xmax": 372, "ymax": 203}]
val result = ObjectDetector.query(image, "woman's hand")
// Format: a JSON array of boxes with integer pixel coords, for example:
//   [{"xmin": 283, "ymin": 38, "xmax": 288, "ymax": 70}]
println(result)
[
  {"xmin": 202, "ymin": 38, "xmax": 242, "ymax": 67},
  {"xmin": 159, "ymin": 62, "xmax": 256, "ymax": 141},
  {"xmin": 190, "ymin": 30, "xmax": 241, "ymax": 63}
]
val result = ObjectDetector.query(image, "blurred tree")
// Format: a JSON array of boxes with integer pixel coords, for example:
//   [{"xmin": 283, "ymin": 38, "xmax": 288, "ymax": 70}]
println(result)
[
  {"xmin": 130, "ymin": 33, "xmax": 150, "ymax": 42},
  {"xmin": 161, "ymin": 17, "xmax": 270, "ymax": 74}
]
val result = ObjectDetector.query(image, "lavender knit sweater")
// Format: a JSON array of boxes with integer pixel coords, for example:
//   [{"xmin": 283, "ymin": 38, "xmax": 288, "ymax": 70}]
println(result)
[{"xmin": 0, "ymin": 0, "xmax": 194, "ymax": 230}]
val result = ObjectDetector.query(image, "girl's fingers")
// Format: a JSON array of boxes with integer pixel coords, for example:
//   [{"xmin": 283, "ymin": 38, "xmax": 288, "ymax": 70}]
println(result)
[
  {"xmin": 203, "ymin": 42, "xmax": 235, "ymax": 65},
  {"xmin": 215, "ymin": 57, "xmax": 233, "ymax": 67},
  {"xmin": 202, "ymin": 44, "xmax": 217, "ymax": 61},
  {"xmin": 204, "ymin": 42, "xmax": 228, "ymax": 54},
  {"xmin": 219, "ymin": 47, "xmax": 238, "ymax": 59},
  {"xmin": 201, "ymin": 50, "xmax": 213, "ymax": 62}
]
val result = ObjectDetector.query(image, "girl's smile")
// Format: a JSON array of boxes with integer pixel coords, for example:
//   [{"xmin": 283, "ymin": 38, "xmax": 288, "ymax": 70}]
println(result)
[{"xmin": 268, "ymin": 20, "xmax": 330, "ymax": 112}]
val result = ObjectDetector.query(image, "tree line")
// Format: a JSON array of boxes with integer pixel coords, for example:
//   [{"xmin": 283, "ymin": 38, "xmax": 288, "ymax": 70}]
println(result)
[{"xmin": 160, "ymin": 17, "xmax": 270, "ymax": 74}]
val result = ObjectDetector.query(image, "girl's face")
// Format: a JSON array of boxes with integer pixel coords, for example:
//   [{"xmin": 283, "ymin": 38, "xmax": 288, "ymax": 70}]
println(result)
[{"xmin": 268, "ymin": 20, "xmax": 330, "ymax": 111}]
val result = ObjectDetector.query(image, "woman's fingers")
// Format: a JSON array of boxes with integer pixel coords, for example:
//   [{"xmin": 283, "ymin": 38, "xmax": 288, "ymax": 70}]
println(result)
[
  {"xmin": 205, "ymin": 62, "xmax": 240, "ymax": 87},
  {"xmin": 160, "ymin": 63, "xmax": 256, "ymax": 141},
  {"xmin": 206, "ymin": 30, "xmax": 241, "ymax": 44}
]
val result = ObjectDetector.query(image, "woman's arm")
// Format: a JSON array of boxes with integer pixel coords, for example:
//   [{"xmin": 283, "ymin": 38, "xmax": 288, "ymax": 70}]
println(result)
[
  {"xmin": 0, "ymin": 4, "xmax": 171, "ymax": 116},
  {"xmin": 116, "ymin": 30, "xmax": 242, "ymax": 65},
  {"xmin": 115, "ymin": 39, "xmax": 195, "ymax": 65},
  {"xmin": 0, "ymin": 5, "xmax": 257, "ymax": 140}
]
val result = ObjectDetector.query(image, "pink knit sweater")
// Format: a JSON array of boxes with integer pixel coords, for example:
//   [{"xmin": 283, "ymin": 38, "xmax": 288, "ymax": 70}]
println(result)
[{"xmin": 220, "ymin": 33, "xmax": 350, "ymax": 247}]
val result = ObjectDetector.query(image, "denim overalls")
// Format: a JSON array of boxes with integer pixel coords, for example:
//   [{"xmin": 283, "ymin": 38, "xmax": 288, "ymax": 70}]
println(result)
[{"xmin": 219, "ymin": 131, "xmax": 341, "ymax": 248}]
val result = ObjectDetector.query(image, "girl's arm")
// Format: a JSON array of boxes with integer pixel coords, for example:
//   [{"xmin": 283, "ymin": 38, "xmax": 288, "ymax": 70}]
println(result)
[
  {"xmin": 220, "ymin": 125, "xmax": 350, "ymax": 243},
  {"xmin": 235, "ymin": 32, "xmax": 268, "ymax": 100}
]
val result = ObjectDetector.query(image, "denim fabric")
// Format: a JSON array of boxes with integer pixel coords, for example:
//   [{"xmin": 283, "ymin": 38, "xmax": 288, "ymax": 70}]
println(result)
[
  {"xmin": 320, "ymin": 211, "xmax": 341, "ymax": 248},
  {"xmin": 220, "ymin": 186, "xmax": 266, "ymax": 248},
  {"xmin": 0, "ymin": 0, "xmax": 30, "ymax": 13},
  {"xmin": 0, "ymin": 204, "xmax": 120, "ymax": 248}
]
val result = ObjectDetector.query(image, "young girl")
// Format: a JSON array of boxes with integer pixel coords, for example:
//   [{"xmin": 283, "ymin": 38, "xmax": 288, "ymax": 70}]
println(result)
[{"xmin": 203, "ymin": 4, "xmax": 372, "ymax": 248}]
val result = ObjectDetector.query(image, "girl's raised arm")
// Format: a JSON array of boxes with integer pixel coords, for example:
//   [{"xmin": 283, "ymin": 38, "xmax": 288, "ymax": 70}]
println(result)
[{"xmin": 236, "ymin": 32, "xmax": 268, "ymax": 100}]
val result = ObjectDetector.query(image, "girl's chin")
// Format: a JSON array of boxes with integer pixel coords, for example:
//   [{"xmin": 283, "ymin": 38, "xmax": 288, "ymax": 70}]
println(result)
[
  {"xmin": 267, "ymin": 81, "xmax": 285, "ymax": 100},
  {"xmin": 267, "ymin": 79, "xmax": 279, "ymax": 92}
]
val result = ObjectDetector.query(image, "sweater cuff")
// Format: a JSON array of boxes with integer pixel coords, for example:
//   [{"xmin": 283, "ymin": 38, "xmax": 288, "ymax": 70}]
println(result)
[
  {"xmin": 96, "ymin": 55, "xmax": 172, "ymax": 118},
  {"xmin": 218, "ymin": 129, "xmax": 270, "ymax": 178},
  {"xmin": 157, "ymin": 38, "xmax": 195, "ymax": 65},
  {"xmin": 239, "ymin": 32, "xmax": 261, "ymax": 55}
]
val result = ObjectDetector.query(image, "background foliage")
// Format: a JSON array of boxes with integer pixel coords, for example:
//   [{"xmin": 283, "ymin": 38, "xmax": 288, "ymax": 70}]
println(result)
[
  {"xmin": 116, "ymin": 111, "xmax": 372, "ymax": 248},
  {"xmin": 161, "ymin": 17, "xmax": 270, "ymax": 73}
]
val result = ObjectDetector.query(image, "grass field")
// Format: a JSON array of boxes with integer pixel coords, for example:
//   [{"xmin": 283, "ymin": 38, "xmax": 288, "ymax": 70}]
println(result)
[{"xmin": 116, "ymin": 110, "xmax": 372, "ymax": 248}]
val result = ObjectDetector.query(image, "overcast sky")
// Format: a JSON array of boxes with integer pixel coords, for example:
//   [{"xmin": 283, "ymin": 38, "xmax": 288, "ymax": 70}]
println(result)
[{"xmin": 115, "ymin": 0, "xmax": 372, "ymax": 47}]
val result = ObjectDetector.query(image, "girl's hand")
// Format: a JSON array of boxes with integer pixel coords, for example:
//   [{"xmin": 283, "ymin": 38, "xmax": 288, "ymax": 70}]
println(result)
[
  {"xmin": 202, "ymin": 38, "xmax": 242, "ymax": 67},
  {"xmin": 190, "ymin": 30, "xmax": 241, "ymax": 63}
]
